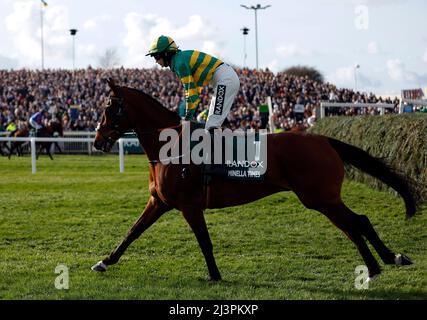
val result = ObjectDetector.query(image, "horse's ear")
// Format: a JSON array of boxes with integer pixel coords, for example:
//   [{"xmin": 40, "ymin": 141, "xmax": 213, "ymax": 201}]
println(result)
[
  {"xmin": 106, "ymin": 78, "xmax": 120, "ymax": 96},
  {"xmin": 106, "ymin": 77, "xmax": 116, "ymax": 89}
]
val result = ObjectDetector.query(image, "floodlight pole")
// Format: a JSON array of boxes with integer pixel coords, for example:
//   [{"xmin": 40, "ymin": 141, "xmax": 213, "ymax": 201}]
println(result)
[
  {"xmin": 70, "ymin": 29, "xmax": 78, "ymax": 70},
  {"xmin": 40, "ymin": 4, "xmax": 45, "ymax": 69},
  {"xmin": 241, "ymin": 27, "xmax": 250, "ymax": 68},
  {"xmin": 354, "ymin": 64, "xmax": 360, "ymax": 92},
  {"xmin": 241, "ymin": 4, "xmax": 271, "ymax": 69}
]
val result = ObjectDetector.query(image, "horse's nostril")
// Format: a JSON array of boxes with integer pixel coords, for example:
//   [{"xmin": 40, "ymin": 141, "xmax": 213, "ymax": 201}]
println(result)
[{"xmin": 94, "ymin": 140, "xmax": 102, "ymax": 150}]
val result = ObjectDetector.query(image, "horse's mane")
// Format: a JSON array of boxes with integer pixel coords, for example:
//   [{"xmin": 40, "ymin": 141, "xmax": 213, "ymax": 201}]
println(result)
[{"xmin": 120, "ymin": 86, "xmax": 181, "ymax": 123}]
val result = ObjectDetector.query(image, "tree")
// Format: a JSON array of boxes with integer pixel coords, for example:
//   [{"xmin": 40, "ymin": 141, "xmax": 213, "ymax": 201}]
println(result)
[
  {"xmin": 98, "ymin": 47, "xmax": 121, "ymax": 69},
  {"xmin": 281, "ymin": 65, "xmax": 324, "ymax": 83}
]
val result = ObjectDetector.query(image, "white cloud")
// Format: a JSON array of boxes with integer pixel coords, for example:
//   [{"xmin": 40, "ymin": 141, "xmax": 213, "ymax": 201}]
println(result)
[
  {"xmin": 201, "ymin": 41, "xmax": 218, "ymax": 57},
  {"xmin": 327, "ymin": 65, "xmax": 381, "ymax": 90},
  {"xmin": 367, "ymin": 41, "xmax": 379, "ymax": 54},
  {"xmin": 122, "ymin": 12, "xmax": 221, "ymax": 68},
  {"xmin": 5, "ymin": 1, "xmax": 41, "ymax": 66},
  {"xmin": 328, "ymin": 66, "xmax": 355, "ymax": 88},
  {"xmin": 175, "ymin": 15, "xmax": 216, "ymax": 40},
  {"xmin": 0, "ymin": 54, "xmax": 18, "ymax": 69},
  {"xmin": 83, "ymin": 14, "xmax": 114, "ymax": 30},
  {"xmin": 276, "ymin": 44, "xmax": 310, "ymax": 59},
  {"xmin": 326, "ymin": 0, "xmax": 405, "ymax": 6},
  {"xmin": 266, "ymin": 59, "xmax": 279, "ymax": 72},
  {"xmin": 78, "ymin": 44, "xmax": 96, "ymax": 57},
  {"xmin": 84, "ymin": 19, "xmax": 97, "ymax": 30},
  {"xmin": 423, "ymin": 49, "xmax": 427, "ymax": 64},
  {"xmin": 386, "ymin": 59, "xmax": 418, "ymax": 82},
  {"xmin": 4, "ymin": 1, "xmax": 70, "ymax": 68}
]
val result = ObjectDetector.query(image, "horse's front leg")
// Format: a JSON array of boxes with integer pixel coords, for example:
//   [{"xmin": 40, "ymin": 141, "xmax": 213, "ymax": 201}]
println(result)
[
  {"xmin": 46, "ymin": 143, "xmax": 54, "ymax": 160},
  {"xmin": 181, "ymin": 206, "xmax": 222, "ymax": 281},
  {"xmin": 8, "ymin": 143, "xmax": 14, "ymax": 159},
  {"xmin": 91, "ymin": 196, "xmax": 171, "ymax": 272},
  {"xmin": 36, "ymin": 144, "xmax": 41, "ymax": 160}
]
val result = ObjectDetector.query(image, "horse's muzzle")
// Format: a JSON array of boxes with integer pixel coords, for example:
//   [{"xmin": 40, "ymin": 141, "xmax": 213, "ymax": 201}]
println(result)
[{"xmin": 94, "ymin": 135, "xmax": 114, "ymax": 152}]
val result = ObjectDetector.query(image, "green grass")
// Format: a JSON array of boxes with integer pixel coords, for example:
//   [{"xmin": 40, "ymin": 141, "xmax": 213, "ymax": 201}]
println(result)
[{"xmin": 0, "ymin": 154, "xmax": 426, "ymax": 300}]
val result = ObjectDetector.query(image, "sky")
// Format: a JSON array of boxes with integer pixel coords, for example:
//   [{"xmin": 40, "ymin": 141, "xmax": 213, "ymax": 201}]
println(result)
[{"xmin": 0, "ymin": 0, "xmax": 426, "ymax": 96}]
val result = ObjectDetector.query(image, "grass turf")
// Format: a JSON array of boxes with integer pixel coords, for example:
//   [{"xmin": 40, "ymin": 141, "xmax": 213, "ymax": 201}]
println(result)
[{"xmin": 0, "ymin": 154, "xmax": 426, "ymax": 299}]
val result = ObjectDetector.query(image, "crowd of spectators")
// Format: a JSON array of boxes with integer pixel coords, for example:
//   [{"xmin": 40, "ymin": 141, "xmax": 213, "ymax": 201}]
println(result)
[{"xmin": 0, "ymin": 67, "xmax": 407, "ymax": 133}]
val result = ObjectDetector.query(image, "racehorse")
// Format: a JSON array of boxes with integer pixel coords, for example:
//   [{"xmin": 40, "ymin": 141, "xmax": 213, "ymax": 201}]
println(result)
[
  {"xmin": 34, "ymin": 121, "xmax": 63, "ymax": 160},
  {"xmin": 0, "ymin": 133, "xmax": 11, "ymax": 156},
  {"xmin": 91, "ymin": 78, "xmax": 417, "ymax": 282},
  {"xmin": 7, "ymin": 126, "xmax": 30, "ymax": 158},
  {"xmin": 8, "ymin": 121, "xmax": 63, "ymax": 160}
]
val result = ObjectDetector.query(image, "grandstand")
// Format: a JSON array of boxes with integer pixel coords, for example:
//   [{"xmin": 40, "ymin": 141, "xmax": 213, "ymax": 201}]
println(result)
[{"xmin": 2, "ymin": 67, "xmax": 422, "ymax": 139}]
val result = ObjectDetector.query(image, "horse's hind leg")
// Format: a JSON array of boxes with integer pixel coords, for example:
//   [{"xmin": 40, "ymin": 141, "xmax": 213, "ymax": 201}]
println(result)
[
  {"xmin": 307, "ymin": 201, "xmax": 382, "ymax": 279},
  {"xmin": 8, "ymin": 144, "xmax": 15, "ymax": 159},
  {"xmin": 92, "ymin": 196, "xmax": 171, "ymax": 272},
  {"xmin": 181, "ymin": 207, "xmax": 221, "ymax": 281},
  {"xmin": 55, "ymin": 142, "xmax": 62, "ymax": 154},
  {"xmin": 47, "ymin": 145, "xmax": 54, "ymax": 160},
  {"xmin": 8, "ymin": 147, "xmax": 12, "ymax": 159},
  {"xmin": 353, "ymin": 212, "xmax": 412, "ymax": 266}
]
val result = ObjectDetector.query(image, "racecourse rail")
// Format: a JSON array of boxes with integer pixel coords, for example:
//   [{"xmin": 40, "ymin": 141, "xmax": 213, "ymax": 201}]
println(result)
[
  {"xmin": 0, "ymin": 136, "xmax": 139, "ymax": 174},
  {"xmin": 319, "ymin": 102, "xmax": 397, "ymax": 118}
]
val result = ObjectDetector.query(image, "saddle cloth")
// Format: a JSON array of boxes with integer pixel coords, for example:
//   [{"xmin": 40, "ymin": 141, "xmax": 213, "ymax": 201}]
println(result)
[{"xmin": 185, "ymin": 123, "xmax": 267, "ymax": 182}]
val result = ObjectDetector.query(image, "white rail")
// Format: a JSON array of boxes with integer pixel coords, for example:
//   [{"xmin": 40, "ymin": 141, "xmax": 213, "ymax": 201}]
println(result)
[
  {"xmin": 319, "ymin": 102, "xmax": 396, "ymax": 118},
  {"xmin": 0, "ymin": 137, "xmax": 140, "ymax": 174}
]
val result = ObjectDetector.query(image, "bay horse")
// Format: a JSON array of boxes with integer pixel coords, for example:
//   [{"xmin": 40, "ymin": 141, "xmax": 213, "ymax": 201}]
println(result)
[
  {"xmin": 91, "ymin": 78, "xmax": 417, "ymax": 282},
  {"xmin": 8, "ymin": 121, "xmax": 63, "ymax": 160},
  {"xmin": 8, "ymin": 126, "xmax": 30, "ymax": 158},
  {"xmin": 34, "ymin": 121, "xmax": 63, "ymax": 160}
]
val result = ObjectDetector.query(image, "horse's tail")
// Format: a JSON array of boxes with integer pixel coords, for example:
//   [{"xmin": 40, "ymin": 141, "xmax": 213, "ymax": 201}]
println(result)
[{"xmin": 327, "ymin": 137, "xmax": 417, "ymax": 218}]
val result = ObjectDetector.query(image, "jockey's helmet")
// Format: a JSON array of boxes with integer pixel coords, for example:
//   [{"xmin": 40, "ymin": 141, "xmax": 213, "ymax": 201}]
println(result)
[{"xmin": 146, "ymin": 35, "xmax": 179, "ymax": 56}]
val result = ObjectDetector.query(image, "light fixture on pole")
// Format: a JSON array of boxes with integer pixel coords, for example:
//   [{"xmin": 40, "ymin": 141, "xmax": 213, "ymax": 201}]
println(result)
[
  {"xmin": 241, "ymin": 27, "xmax": 250, "ymax": 68},
  {"xmin": 69, "ymin": 29, "xmax": 78, "ymax": 69},
  {"xmin": 241, "ymin": 3, "xmax": 271, "ymax": 69},
  {"xmin": 354, "ymin": 64, "xmax": 360, "ymax": 92},
  {"xmin": 40, "ymin": 0, "xmax": 48, "ymax": 69}
]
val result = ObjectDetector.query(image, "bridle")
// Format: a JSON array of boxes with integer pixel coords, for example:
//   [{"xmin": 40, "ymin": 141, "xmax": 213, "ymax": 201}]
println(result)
[
  {"xmin": 96, "ymin": 94, "xmax": 168, "ymax": 141},
  {"xmin": 96, "ymin": 95, "xmax": 127, "ymax": 143},
  {"xmin": 96, "ymin": 88, "xmax": 184, "ymax": 159}
]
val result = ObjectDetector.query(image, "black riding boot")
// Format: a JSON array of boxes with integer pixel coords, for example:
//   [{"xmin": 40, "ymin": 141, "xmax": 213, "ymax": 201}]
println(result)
[{"xmin": 204, "ymin": 128, "xmax": 225, "ymax": 176}]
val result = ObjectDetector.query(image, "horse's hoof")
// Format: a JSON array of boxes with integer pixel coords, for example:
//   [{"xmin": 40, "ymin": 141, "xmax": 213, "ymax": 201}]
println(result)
[
  {"xmin": 91, "ymin": 260, "xmax": 107, "ymax": 272},
  {"xmin": 367, "ymin": 274, "xmax": 379, "ymax": 283},
  {"xmin": 209, "ymin": 273, "xmax": 222, "ymax": 282},
  {"xmin": 395, "ymin": 254, "xmax": 413, "ymax": 266}
]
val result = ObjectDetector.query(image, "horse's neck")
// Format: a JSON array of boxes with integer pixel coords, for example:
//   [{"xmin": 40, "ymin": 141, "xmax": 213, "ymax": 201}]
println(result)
[
  {"xmin": 128, "ymin": 93, "xmax": 180, "ymax": 161},
  {"xmin": 134, "ymin": 121, "xmax": 181, "ymax": 162}
]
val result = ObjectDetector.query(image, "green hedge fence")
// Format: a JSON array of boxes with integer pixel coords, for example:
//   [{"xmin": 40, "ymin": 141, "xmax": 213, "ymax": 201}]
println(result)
[{"xmin": 308, "ymin": 113, "xmax": 427, "ymax": 203}]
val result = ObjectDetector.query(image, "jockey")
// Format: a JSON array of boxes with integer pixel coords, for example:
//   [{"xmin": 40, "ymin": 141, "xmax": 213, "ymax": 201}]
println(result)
[
  {"xmin": 29, "ymin": 109, "xmax": 49, "ymax": 133},
  {"xmin": 146, "ymin": 35, "xmax": 240, "ymax": 131},
  {"xmin": 6, "ymin": 119, "xmax": 18, "ymax": 136}
]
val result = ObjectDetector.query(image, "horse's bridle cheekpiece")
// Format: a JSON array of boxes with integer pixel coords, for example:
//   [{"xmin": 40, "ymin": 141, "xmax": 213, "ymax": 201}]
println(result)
[{"xmin": 96, "ymin": 95, "xmax": 126, "ymax": 143}]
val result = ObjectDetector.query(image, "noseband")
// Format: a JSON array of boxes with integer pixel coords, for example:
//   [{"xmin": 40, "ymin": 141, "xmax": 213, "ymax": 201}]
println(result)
[{"xmin": 96, "ymin": 96, "xmax": 126, "ymax": 142}]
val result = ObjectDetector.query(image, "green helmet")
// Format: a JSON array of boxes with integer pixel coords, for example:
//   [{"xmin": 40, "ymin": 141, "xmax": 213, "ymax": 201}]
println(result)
[{"xmin": 146, "ymin": 35, "xmax": 179, "ymax": 56}]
